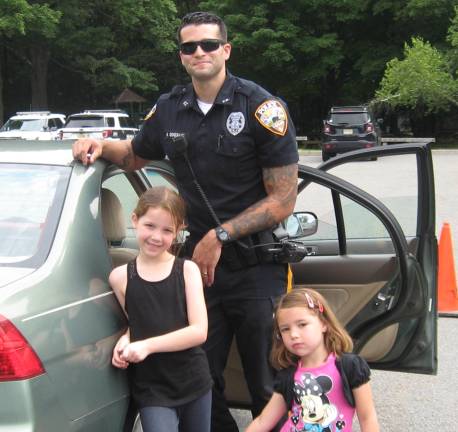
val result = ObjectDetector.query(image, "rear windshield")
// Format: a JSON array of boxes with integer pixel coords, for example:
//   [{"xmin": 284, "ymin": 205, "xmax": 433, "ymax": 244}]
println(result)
[
  {"xmin": 328, "ymin": 112, "xmax": 369, "ymax": 125},
  {"xmin": 119, "ymin": 117, "xmax": 135, "ymax": 128},
  {"xmin": 0, "ymin": 118, "xmax": 46, "ymax": 132},
  {"xmin": 0, "ymin": 164, "xmax": 70, "ymax": 268},
  {"xmin": 64, "ymin": 115, "xmax": 104, "ymax": 128}
]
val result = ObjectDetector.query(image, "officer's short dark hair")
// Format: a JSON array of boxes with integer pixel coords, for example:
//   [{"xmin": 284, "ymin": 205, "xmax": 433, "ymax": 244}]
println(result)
[{"xmin": 177, "ymin": 11, "xmax": 227, "ymax": 43}]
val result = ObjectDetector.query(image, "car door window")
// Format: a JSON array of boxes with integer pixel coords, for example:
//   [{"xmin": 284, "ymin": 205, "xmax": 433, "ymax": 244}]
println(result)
[
  {"xmin": 294, "ymin": 182, "xmax": 338, "ymax": 242},
  {"xmin": 295, "ymin": 181, "xmax": 392, "ymax": 254},
  {"xmin": 102, "ymin": 173, "xmax": 138, "ymax": 239},
  {"xmin": 326, "ymin": 155, "xmax": 418, "ymax": 238}
]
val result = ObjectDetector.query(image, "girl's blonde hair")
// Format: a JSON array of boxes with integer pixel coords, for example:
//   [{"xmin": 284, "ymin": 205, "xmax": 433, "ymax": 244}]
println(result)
[
  {"xmin": 270, "ymin": 288, "xmax": 353, "ymax": 370},
  {"xmin": 133, "ymin": 187, "xmax": 186, "ymax": 251}
]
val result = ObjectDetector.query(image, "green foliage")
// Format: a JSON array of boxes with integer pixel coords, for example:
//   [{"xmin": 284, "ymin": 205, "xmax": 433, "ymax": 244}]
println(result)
[
  {"xmin": 0, "ymin": 0, "xmax": 60, "ymax": 37},
  {"xmin": 0, "ymin": 0, "xmax": 30, "ymax": 35},
  {"xmin": 3, "ymin": 0, "xmax": 458, "ymax": 132},
  {"xmin": 375, "ymin": 37, "xmax": 458, "ymax": 113},
  {"xmin": 51, "ymin": 0, "xmax": 178, "ymax": 95}
]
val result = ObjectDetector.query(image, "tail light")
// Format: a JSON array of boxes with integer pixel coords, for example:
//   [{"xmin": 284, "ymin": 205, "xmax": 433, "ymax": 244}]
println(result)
[
  {"xmin": 324, "ymin": 123, "xmax": 331, "ymax": 133},
  {"xmin": 102, "ymin": 130, "xmax": 113, "ymax": 139},
  {"xmin": 365, "ymin": 122, "xmax": 374, "ymax": 133},
  {"xmin": 0, "ymin": 315, "xmax": 44, "ymax": 381}
]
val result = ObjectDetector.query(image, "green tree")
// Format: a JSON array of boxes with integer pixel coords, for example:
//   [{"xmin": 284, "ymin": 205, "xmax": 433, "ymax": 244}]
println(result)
[
  {"xmin": 374, "ymin": 37, "xmax": 458, "ymax": 135},
  {"xmin": 196, "ymin": 0, "xmax": 457, "ymax": 134},
  {"xmin": 0, "ymin": 0, "xmax": 59, "ymax": 119},
  {"xmin": 375, "ymin": 37, "xmax": 458, "ymax": 111},
  {"xmin": 54, "ymin": 0, "xmax": 178, "ymax": 99},
  {"xmin": 198, "ymin": 0, "xmax": 369, "ymax": 133},
  {"xmin": 2, "ymin": 0, "xmax": 178, "ymax": 112}
]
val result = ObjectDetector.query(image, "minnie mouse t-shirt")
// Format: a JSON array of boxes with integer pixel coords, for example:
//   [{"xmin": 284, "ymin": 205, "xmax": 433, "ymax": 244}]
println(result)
[{"xmin": 280, "ymin": 353, "xmax": 354, "ymax": 432}]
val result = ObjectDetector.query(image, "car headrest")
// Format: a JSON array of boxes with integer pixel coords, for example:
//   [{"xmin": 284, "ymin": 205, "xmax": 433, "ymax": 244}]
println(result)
[{"xmin": 101, "ymin": 188, "xmax": 126, "ymax": 242}]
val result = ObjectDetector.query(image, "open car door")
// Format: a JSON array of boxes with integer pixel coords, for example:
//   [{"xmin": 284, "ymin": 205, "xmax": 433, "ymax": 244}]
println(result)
[
  {"xmin": 145, "ymin": 143, "xmax": 437, "ymax": 409},
  {"xmin": 291, "ymin": 143, "xmax": 437, "ymax": 374},
  {"xmin": 223, "ymin": 143, "xmax": 437, "ymax": 408}
]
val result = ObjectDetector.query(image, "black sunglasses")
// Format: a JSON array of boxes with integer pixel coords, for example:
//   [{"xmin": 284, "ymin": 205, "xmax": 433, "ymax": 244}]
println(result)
[{"xmin": 180, "ymin": 39, "xmax": 225, "ymax": 55}]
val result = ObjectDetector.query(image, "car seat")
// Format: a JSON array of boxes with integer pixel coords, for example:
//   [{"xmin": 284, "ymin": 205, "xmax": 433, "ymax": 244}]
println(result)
[{"xmin": 101, "ymin": 188, "xmax": 138, "ymax": 267}]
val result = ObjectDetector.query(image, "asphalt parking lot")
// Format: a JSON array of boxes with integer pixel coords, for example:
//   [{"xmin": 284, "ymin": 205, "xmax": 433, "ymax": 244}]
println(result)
[{"xmin": 233, "ymin": 149, "xmax": 458, "ymax": 431}]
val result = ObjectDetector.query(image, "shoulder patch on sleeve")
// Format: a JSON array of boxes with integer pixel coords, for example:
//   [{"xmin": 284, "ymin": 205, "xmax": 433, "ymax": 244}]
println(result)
[
  {"xmin": 255, "ymin": 100, "xmax": 288, "ymax": 136},
  {"xmin": 144, "ymin": 104, "xmax": 157, "ymax": 121}
]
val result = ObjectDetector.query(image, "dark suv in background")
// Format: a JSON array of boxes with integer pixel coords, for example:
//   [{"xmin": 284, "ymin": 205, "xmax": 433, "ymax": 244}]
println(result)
[{"xmin": 321, "ymin": 106, "xmax": 381, "ymax": 161}]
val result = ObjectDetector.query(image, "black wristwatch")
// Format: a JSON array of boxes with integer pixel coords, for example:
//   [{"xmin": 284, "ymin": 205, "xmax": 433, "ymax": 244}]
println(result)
[{"xmin": 215, "ymin": 226, "xmax": 232, "ymax": 244}]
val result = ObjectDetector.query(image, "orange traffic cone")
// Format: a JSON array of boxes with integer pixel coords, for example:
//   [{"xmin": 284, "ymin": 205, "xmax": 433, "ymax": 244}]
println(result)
[{"xmin": 437, "ymin": 222, "xmax": 458, "ymax": 313}]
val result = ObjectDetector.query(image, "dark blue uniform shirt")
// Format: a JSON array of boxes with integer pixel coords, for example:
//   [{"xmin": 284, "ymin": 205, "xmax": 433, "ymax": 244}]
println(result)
[{"xmin": 132, "ymin": 72, "xmax": 299, "ymax": 241}]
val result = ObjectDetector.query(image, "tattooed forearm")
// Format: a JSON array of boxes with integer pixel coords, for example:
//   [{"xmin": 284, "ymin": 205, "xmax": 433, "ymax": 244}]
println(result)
[
  {"xmin": 100, "ymin": 139, "xmax": 139, "ymax": 172},
  {"xmin": 226, "ymin": 163, "xmax": 298, "ymax": 239},
  {"xmin": 119, "ymin": 146, "xmax": 134, "ymax": 170},
  {"xmin": 229, "ymin": 207, "xmax": 276, "ymax": 239}
]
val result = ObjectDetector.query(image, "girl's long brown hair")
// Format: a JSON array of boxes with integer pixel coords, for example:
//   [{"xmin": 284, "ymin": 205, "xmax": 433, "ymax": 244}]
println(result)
[
  {"xmin": 133, "ymin": 186, "xmax": 186, "ymax": 255},
  {"xmin": 270, "ymin": 288, "xmax": 353, "ymax": 370}
]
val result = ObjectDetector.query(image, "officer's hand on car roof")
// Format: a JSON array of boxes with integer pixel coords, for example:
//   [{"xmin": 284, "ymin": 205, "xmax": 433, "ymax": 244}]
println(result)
[{"xmin": 72, "ymin": 138, "xmax": 103, "ymax": 166}]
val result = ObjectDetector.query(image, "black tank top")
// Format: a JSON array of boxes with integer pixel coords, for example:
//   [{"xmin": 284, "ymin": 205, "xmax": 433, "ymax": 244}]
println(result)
[{"xmin": 125, "ymin": 257, "xmax": 212, "ymax": 407}]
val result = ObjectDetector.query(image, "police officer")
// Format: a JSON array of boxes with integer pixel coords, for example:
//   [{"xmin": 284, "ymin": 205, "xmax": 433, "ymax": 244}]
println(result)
[{"xmin": 73, "ymin": 11, "xmax": 298, "ymax": 431}]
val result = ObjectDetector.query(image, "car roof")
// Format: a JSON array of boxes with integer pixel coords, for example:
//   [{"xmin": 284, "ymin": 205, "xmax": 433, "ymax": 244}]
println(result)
[
  {"xmin": 68, "ymin": 110, "xmax": 129, "ymax": 117},
  {"xmin": 0, "ymin": 140, "xmax": 76, "ymax": 166},
  {"xmin": 329, "ymin": 106, "xmax": 368, "ymax": 113},
  {"xmin": 11, "ymin": 111, "xmax": 66, "ymax": 119}
]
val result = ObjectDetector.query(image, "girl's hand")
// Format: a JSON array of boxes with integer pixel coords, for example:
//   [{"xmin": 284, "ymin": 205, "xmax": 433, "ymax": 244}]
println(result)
[
  {"xmin": 120, "ymin": 341, "xmax": 150, "ymax": 363},
  {"xmin": 112, "ymin": 333, "xmax": 130, "ymax": 369}
]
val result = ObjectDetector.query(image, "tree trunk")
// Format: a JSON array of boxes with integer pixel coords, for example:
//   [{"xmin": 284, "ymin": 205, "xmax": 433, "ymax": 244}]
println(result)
[{"xmin": 30, "ymin": 44, "xmax": 49, "ymax": 110}]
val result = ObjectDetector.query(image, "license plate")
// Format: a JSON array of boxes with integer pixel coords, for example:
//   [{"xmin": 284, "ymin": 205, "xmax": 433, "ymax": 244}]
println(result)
[{"xmin": 343, "ymin": 129, "xmax": 353, "ymax": 135}]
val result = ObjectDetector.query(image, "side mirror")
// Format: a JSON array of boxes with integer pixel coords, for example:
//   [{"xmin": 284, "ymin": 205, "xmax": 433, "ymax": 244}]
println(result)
[{"xmin": 275, "ymin": 212, "xmax": 318, "ymax": 239}]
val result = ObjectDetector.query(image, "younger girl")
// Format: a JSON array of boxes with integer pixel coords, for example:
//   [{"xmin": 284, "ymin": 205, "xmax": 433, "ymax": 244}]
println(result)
[
  {"xmin": 110, "ymin": 187, "xmax": 212, "ymax": 432},
  {"xmin": 247, "ymin": 288, "xmax": 379, "ymax": 432}
]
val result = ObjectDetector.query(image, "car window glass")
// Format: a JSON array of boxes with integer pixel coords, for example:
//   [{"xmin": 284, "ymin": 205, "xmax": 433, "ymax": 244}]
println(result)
[
  {"xmin": 106, "ymin": 117, "xmax": 115, "ymax": 127},
  {"xmin": 119, "ymin": 117, "xmax": 134, "ymax": 128},
  {"xmin": 327, "ymin": 154, "xmax": 418, "ymax": 237},
  {"xmin": 65, "ymin": 116, "xmax": 104, "ymax": 128},
  {"xmin": 2, "ymin": 119, "xmax": 45, "ymax": 131},
  {"xmin": 295, "ymin": 178, "xmax": 396, "ymax": 255},
  {"xmin": 0, "ymin": 163, "xmax": 70, "ymax": 267},
  {"xmin": 145, "ymin": 168, "xmax": 178, "ymax": 191},
  {"xmin": 329, "ymin": 113, "xmax": 368, "ymax": 124},
  {"xmin": 102, "ymin": 174, "xmax": 138, "ymax": 230},
  {"xmin": 294, "ymin": 183, "xmax": 338, "ymax": 241},
  {"xmin": 340, "ymin": 195, "xmax": 390, "ymax": 239}
]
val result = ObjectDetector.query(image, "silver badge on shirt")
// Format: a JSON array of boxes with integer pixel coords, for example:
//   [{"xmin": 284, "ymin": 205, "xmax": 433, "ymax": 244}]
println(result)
[{"xmin": 226, "ymin": 112, "xmax": 245, "ymax": 136}]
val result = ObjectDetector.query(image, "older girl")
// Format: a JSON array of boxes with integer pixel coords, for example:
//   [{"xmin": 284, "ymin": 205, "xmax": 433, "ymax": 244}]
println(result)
[{"xmin": 110, "ymin": 187, "xmax": 212, "ymax": 432}]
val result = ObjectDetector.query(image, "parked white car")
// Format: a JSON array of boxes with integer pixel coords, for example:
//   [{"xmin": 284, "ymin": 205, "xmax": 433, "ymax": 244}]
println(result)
[
  {"xmin": 0, "ymin": 111, "xmax": 66, "ymax": 140},
  {"xmin": 57, "ymin": 110, "xmax": 138, "ymax": 140}
]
